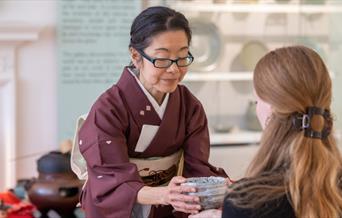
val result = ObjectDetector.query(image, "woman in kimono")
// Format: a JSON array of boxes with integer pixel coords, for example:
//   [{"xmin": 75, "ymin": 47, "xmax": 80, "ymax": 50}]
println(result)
[
  {"xmin": 75, "ymin": 6, "xmax": 228, "ymax": 218},
  {"xmin": 191, "ymin": 46, "xmax": 342, "ymax": 218}
]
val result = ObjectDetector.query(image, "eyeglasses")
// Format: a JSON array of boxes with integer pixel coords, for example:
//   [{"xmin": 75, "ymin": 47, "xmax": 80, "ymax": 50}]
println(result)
[{"xmin": 138, "ymin": 49, "xmax": 194, "ymax": 68}]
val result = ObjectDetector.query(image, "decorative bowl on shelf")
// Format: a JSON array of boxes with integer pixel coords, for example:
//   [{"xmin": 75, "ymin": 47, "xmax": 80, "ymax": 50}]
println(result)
[
  {"xmin": 230, "ymin": 40, "xmax": 268, "ymax": 95},
  {"xmin": 245, "ymin": 100, "xmax": 262, "ymax": 131},
  {"xmin": 213, "ymin": 123, "xmax": 233, "ymax": 133},
  {"xmin": 181, "ymin": 176, "xmax": 227, "ymax": 210}
]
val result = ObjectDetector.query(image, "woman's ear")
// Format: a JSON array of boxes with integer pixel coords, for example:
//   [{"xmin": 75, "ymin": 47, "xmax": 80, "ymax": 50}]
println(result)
[{"xmin": 129, "ymin": 47, "xmax": 142, "ymax": 69}]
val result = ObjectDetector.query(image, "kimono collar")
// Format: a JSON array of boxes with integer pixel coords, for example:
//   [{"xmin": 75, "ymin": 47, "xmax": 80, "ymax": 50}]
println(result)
[
  {"xmin": 127, "ymin": 68, "xmax": 169, "ymax": 120},
  {"xmin": 116, "ymin": 67, "xmax": 162, "ymax": 126},
  {"xmin": 116, "ymin": 67, "xmax": 183, "ymax": 156}
]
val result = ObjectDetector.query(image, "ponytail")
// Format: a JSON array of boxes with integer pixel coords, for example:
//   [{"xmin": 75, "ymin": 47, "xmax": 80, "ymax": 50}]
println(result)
[{"xmin": 289, "ymin": 133, "xmax": 342, "ymax": 217}]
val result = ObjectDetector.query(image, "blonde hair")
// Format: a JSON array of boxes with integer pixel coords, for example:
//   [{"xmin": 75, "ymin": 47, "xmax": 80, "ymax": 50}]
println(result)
[{"xmin": 228, "ymin": 46, "xmax": 342, "ymax": 218}]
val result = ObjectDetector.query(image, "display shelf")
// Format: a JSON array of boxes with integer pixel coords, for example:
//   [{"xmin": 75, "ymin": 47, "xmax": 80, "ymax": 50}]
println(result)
[
  {"xmin": 184, "ymin": 72, "xmax": 253, "ymax": 81},
  {"xmin": 222, "ymin": 34, "xmax": 331, "ymax": 43},
  {"xmin": 184, "ymin": 71, "xmax": 334, "ymax": 82},
  {"xmin": 172, "ymin": 2, "xmax": 342, "ymax": 13},
  {"xmin": 210, "ymin": 130, "xmax": 262, "ymax": 145},
  {"xmin": 210, "ymin": 129, "xmax": 341, "ymax": 146}
]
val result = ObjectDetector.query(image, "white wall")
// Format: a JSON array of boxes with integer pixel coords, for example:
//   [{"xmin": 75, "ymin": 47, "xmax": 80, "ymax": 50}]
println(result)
[{"xmin": 0, "ymin": 0, "xmax": 58, "ymax": 184}]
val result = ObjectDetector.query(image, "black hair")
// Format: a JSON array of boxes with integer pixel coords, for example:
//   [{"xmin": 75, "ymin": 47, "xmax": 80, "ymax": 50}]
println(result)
[{"xmin": 129, "ymin": 6, "xmax": 192, "ymax": 51}]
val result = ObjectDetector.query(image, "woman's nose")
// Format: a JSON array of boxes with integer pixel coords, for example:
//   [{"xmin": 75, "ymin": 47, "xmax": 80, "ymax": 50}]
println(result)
[{"xmin": 166, "ymin": 62, "xmax": 180, "ymax": 74}]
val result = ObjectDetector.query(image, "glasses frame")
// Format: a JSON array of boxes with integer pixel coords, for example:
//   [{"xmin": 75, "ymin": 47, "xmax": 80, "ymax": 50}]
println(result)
[{"xmin": 138, "ymin": 49, "xmax": 194, "ymax": 69}]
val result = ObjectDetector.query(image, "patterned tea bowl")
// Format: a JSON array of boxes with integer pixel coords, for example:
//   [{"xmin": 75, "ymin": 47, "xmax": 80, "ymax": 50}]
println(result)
[{"xmin": 181, "ymin": 176, "xmax": 228, "ymax": 210}]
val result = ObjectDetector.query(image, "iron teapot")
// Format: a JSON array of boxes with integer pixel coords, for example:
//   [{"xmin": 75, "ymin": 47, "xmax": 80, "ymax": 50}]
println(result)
[{"xmin": 27, "ymin": 151, "xmax": 83, "ymax": 218}]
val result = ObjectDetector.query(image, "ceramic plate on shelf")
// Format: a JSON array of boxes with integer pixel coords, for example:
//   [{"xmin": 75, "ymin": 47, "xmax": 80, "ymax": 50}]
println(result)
[
  {"xmin": 230, "ymin": 54, "xmax": 254, "ymax": 95},
  {"xmin": 189, "ymin": 18, "xmax": 222, "ymax": 72},
  {"xmin": 213, "ymin": 122, "xmax": 233, "ymax": 133},
  {"xmin": 229, "ymin": 40, "xmax": 268, "ymax": 95},
  {"xmin": 239, "ymin": 40, "xmax": 268, "ymax": 70}
]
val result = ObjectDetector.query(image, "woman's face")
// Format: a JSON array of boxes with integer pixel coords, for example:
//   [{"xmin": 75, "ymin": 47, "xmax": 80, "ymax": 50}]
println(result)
[
  {"xmin": 255, "ymin": 91, "xmax": 272, "ymax": 129},
  {"xmin": 132, "ymin": 30, "xmax": 189, "ymax": 101}
]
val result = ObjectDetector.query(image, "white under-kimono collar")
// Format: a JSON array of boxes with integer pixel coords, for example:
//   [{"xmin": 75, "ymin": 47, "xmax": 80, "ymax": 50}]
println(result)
[{"xmin": 128, "ymin": 68, "xmax": 169, "ymax": 120}]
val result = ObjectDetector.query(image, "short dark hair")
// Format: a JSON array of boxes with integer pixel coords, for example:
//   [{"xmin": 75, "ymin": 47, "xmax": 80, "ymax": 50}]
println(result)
[{"xmin": 129, "ymin": 6, "xmax": 192, "ymax": 51}]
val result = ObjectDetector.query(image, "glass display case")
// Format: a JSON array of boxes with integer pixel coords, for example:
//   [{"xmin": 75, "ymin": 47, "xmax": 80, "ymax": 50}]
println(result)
[{"xmin": 145, "ymin": 0, "xmax": 342, "ymax": 145}]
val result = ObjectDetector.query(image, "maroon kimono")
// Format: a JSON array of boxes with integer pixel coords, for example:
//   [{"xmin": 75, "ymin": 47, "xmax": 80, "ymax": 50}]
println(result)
[{"xmin": 78, "ymin": 67, "xmax": 227, "ymax": 218}]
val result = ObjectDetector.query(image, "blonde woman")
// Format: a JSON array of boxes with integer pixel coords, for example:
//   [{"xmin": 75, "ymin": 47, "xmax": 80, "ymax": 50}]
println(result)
[{"xmin": 191, "ymin": 46, "xmax": 342, "ymax": 218}]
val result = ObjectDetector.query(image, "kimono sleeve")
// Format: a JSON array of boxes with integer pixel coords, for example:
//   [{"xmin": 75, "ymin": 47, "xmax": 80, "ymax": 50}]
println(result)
[
  {"xmin": 78, "ymin": 91, "xmax": 144, "ymax": 218},
  {"xmin": 182, "ymin": 99, "xmax": 227, "ymax": 178}
]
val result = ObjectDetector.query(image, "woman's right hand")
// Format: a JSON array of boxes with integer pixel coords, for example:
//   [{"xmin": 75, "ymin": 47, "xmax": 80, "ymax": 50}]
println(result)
[{"xmin": 160, "ymin": 176, "xmax": 201, "ymax": 214}]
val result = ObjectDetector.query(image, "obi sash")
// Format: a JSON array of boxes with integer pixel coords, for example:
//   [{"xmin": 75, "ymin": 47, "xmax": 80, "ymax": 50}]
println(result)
[{"xmin": 130, "ymin": 149, "xmax": 184, "ymax": 187}]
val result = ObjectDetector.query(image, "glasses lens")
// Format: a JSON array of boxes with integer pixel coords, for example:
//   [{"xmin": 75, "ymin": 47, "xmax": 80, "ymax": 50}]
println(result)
[
  {"xmin": 177, "ymin": 56, "xmax": 193, "ymax": 67},
  {"xmin": 154, "ymin": 59, "xmax": 172, "ymax": 68}
]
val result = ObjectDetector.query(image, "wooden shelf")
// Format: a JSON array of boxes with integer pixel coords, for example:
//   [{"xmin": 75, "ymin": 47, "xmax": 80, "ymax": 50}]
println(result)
[{"xmin": 172, "ymin": 2, "xmax": 342, "ymax": 13}]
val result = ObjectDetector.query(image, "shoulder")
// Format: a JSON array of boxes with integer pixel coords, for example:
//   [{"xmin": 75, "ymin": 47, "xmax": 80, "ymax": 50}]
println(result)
[
  {"xmin": 223, "ymin": 194, "xmax": 294, "ymax": 218},
  {"xmin": 175, "ymin": 85, "xmax": 208, "ymax": 126},
  {"xmin": 223, "ymin": 177, "xmax": 295, "ymax": 218},
  {"xmin": 222, "ymin": 179, "xmax": 253, "ymax": 218},
  {"xmin": 92, "ymin": 85, "xmax": 122, "ymax": 110},
  {"xmin": 89, "ymin": 85, "xmax": 129, "ymax": 119},
  {"xmin": 222, "ymin": 198, "xmax": 252, "ymax": 218},
  {"xmin": 224, "ymin": 195, "xmax": 294, "ymax": 218},
  {"xmin": 83, "ymin": 85, "xmax": 129, "ymax": 131},
  {"xmin": 177, "ymin": 84, "xmax": 203, "ymax": 110},
  {"xmin": 177, "ymin": 84, "xmax": 199, "ymax": 102}
]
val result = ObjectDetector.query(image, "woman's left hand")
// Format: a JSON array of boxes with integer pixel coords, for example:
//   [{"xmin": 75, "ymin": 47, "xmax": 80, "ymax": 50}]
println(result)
[
  {"xmin": 188, "ymin": 209, "xmax": 222, "ymax": 218},
  {"xmin": 159, "ymin": 176, "xmax": 201, "ymax": 214}
]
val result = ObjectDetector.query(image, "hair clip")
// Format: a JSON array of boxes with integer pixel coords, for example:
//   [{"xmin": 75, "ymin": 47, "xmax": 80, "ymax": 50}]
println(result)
[{"xmin": 291, "ymin": 107, "xmax": 331, "ymax": 140}]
